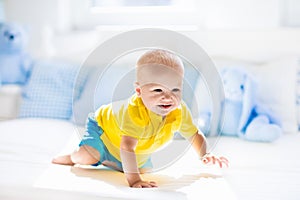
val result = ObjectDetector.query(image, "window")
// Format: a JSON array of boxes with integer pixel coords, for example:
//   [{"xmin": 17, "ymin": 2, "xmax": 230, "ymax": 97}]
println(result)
[
  {"xmin": 72, "ymin": 0, "xmax": 200, "ymax": 31},
  {"xmin": 89, "ymin": 0, "xmax": 195, "ymax": 12},
  {"xmin": 90, "ymin": 0, "xmax": 174, "ymax": 8}
]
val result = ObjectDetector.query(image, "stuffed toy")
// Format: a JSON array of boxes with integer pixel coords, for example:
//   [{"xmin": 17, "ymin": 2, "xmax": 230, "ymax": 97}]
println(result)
[
  {"xmin": 0, "ymin": 22, "xmax": 33, "ymax": 85},
  {"xmin": 198, "ymin": 67, "xmax": 282, "ymax": 142}
]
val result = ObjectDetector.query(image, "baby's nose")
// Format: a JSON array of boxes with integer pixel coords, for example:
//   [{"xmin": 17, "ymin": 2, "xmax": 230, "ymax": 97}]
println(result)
[{"xmin": 161, "ymin": 92, "xmax": 172, "ymax": 99}]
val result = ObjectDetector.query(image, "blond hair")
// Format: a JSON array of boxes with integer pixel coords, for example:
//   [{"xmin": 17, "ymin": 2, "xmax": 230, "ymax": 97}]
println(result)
[{"xmin": 136, "ymin": 49, "xmax": 184, "ymax": 74}]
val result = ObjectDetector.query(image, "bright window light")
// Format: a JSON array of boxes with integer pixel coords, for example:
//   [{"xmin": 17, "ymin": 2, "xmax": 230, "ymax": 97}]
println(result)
[
  {"xmin": 91, "ymin": 0, "xmax": 174, "ymax": 7},
  {"xmin": 89, "ymin": 0, "xmax": 196, "ymax": 13},
  {"xmin": 72, "ymin": 0, "xmax": 200, "ymax": 31}
]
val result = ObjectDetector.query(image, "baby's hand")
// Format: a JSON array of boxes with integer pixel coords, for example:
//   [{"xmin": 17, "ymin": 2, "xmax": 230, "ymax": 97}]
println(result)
[
  {"xmin": 130, "ymin": 180, "xmax": 158, "ymax": 188},
  {"xmin": 201, "ymin": 154, "xmax": 229, "ymax": 168}
]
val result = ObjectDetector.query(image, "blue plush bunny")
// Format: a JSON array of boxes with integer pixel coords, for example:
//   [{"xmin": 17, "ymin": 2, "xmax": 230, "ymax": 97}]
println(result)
[
  {"xmin": 0, "ymin": 22, "xmax": 33, "ymax": 85},
  {"xmin": 198, "ymin": 68, "xmax": 282, "ymax": 142}
]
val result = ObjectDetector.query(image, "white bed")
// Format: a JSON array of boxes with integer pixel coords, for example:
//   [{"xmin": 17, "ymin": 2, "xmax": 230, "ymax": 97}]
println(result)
[
  {"xmin": 0, "ymin": 118, "xmax": 299, "ymax": 200},
  {"xmin": 1, "ymin": 29, "xmax": 300, "ymax": 200}
]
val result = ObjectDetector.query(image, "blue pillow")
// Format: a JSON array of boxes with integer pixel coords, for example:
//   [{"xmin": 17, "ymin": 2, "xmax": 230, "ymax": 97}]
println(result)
[{"xmin": 19, "ymin": 60, "xmax": 86, "ymax": 120}]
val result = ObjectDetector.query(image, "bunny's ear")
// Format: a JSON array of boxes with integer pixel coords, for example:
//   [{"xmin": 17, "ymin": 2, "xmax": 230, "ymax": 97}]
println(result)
[{"xmin": 238, "ymin": 73, "xmax": 257, "ymax": 134}]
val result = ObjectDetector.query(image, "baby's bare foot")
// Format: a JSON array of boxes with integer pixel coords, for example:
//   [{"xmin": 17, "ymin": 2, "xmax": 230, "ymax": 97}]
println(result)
[{"xmin": 52, "ymin": 155, "xmax": 74, "ymax": 166}]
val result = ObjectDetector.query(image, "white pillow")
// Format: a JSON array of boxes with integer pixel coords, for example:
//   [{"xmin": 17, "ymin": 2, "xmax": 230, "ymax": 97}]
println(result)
[{"xmin": 0, "ymin": 85, "xmax": 21, "ymax": 119}]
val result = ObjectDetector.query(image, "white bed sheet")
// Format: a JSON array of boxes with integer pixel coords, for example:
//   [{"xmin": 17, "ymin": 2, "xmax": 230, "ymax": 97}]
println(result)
[
  {"xmin": 214, "ymin": 134, "xmax": 300, "ymax": 200},
  {"xmin": 0, "ymin": 119, "xmax": 299, "ymax": 200}
]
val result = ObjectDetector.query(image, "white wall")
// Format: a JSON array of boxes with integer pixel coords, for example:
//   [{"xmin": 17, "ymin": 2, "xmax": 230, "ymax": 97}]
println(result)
[
  {"xmin": 282, "ymin": 0, "xmax": 300, "ymax": 27},
  {"xmin": 3, "ymin": 0, "xmax": 72, "ymax": 57},
  {"xmin": 0, "ymin": 0, "xmax": 4, "ymax": 20},
  {"xmin": 2, "ymin": 0, "xmax": 300, "ymax": 62},
  {"xmin": 203, "ymin": 0, "xmax": 281, "ymax": 29}
]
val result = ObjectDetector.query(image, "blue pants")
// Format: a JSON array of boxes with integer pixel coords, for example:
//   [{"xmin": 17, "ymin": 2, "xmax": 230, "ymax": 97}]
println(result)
[{"xmin": 79, "ymin": 114, "xmax": 152, "ymax": 170}]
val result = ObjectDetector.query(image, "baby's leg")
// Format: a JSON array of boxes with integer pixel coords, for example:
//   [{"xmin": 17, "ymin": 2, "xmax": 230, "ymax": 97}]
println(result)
[
  {"xmin": 52, "ymin": 145, "xmax": 100, "ymax": 166},
  {"xmin": 52, "ymin": 154, "xmax": 74, "ymax": 165},
  {"xmin": 53, "ymin": 114, "xmax": 102, "ymax": 166},
  {"xmin": 71, "ymin": 145, "xmax": 100, "ymax": 165}
]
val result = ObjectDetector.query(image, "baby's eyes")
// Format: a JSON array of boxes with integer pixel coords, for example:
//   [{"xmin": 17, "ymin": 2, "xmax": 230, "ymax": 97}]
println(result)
[
  {"xmin": 172, "ymin": 88, "xmax": 180, "ymax": 92},
  {"xmin": 153, "ymin": 89, "xmax": 163, "ymax": 92},
  {"xmin": 152, "ymin": 88, "xmax": 180, "ymax": 93}
]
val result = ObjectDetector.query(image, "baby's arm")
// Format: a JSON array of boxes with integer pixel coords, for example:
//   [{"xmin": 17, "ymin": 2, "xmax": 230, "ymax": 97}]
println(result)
[
  {"xmin": 120, "ymin": 135, "xmax": 157, "ymax": 188},
  {"xmin": 188, "ymin": 131, "xmax": 228, "ymax": 168}
]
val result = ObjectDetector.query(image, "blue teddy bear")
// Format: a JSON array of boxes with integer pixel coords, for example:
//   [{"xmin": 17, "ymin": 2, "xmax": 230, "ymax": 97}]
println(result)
[
  {"xmin": 198, "ymin": 67, "xmax": 282, "ymax": 142},
  {"xmin": 0, "ymin": 22, "xmax": 33, "ymax": 85}
]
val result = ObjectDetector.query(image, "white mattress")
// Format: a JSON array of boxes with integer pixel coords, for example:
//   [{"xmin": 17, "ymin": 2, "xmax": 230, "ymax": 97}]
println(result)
[{"xmin": 0, "ymin": 118, "xmax": 299, "ymax": 200}]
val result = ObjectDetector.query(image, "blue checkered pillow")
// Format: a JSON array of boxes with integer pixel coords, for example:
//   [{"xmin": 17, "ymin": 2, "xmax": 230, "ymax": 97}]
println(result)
[{"xmin": 19, "ymin": 60, "xmax": 86, "ymax": 120}]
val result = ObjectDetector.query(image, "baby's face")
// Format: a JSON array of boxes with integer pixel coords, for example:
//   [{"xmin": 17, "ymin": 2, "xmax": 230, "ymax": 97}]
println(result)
[
  {"xmin": 136, "ymin": 61, "xmax": 184, "ymax": 116},
  {"xmin": 136, "ymin": 83, "xmax": 182, "ymax": 116}
]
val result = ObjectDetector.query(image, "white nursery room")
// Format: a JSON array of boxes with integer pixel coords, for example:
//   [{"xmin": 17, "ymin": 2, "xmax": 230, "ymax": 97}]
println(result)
[{"xmin": 0, "ymin": 0, "xmax": 300, "ymax": 200}]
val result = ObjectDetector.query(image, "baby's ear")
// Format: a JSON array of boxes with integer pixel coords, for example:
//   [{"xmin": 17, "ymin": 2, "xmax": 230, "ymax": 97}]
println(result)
[{"xmin": 134, "ymin": 82, "xmax": 141, "ymax": 96}]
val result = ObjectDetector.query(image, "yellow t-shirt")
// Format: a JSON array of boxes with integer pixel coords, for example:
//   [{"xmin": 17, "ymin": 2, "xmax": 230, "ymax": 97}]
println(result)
[{"xmin": 95, "ymin": 94, "xmax": 198, "ymax": 167}]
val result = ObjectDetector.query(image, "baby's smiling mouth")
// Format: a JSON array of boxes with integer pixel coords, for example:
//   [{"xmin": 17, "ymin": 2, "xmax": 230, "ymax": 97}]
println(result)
[{"xmin": 158, "ymin": 104, "xmax": 172, "ymax": 109}]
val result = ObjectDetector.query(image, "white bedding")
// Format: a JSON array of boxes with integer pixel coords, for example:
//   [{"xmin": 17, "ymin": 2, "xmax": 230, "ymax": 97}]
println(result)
[{"xmin": 0, "ymin": 118, "xmax": 299, "ymax": 200}]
